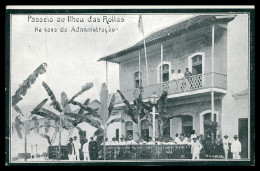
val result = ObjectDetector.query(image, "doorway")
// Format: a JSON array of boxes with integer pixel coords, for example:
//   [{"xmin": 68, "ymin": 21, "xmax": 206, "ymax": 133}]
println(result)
[{"xmin": 238, "ymin": 118, "xmax": 248, "ymax": 159}]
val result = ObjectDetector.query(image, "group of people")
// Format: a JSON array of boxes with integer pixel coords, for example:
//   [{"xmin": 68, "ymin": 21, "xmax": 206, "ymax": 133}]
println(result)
[
  {"xmin": 67, "ymin": 136, "xmax": 98, "ymax": 161},
  {"xmin": 66, "ymin": 130, "xmax": 242, "ymax": 161},
  {"xmin": 169, "ymin": 68, "xmax": 194, "ymax": 91},
  {"xmin": 172, "ymin": 131, "xmax": 242, "ymax": 160},
  {"xmin": 170, "ymin": 68, "xmax": 193, "ymax": 81}
]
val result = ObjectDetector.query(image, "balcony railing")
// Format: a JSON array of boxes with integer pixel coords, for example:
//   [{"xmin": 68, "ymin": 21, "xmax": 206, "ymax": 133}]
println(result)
[{"xmin": 111, "ymin": 72, "xmax": 227, "ymax": 104}]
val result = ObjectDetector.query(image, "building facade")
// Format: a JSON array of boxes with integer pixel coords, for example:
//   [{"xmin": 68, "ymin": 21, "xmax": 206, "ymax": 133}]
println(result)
[{"xmin": 99, "ymin": 14, "xmax": 250, "ymax": 158}]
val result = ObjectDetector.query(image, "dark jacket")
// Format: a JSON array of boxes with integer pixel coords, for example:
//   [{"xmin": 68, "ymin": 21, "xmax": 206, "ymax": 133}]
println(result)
[
  {"xmin": 89, "ymin": 141, "xmax": 98, "ymax": 159},
  {"xmin": 67, "ymin": 142, "xmax": 76, "ymax": 155}
]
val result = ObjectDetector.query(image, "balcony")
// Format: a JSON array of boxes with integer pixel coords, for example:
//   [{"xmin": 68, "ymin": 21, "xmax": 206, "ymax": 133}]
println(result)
[{"xmin": 111, "ymin": 72, "xmax": 227, "ymax": 105}]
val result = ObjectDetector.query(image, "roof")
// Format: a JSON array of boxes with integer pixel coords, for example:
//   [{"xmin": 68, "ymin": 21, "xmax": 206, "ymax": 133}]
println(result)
[{"xmin": 98, "ymin": 15, "xmax": 236, "ymax": 63}]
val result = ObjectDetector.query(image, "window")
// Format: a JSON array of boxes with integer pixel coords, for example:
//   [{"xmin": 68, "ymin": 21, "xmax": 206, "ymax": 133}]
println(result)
[
  {"xmin": 163, "ymin": 119, "xmax": 171, "ymax": 138},
  {"xmin": 134, "ymin": 72, "xmax": 142, "ymax": 88},
  {"xmin": 116, "ymin": 129, "xmax": 119, "ymax": 141},
  {"xmin": 192, "ymin": 55, "xmax": 202, "ymax": 75},
  {"xmin": 159, "ymin": 64, "xmax": 170, "ymax": 82},
  {"xmin": 141, "ymin": 120, "xmax": 149, "ymax": 141},
  {"xmin": 181, "ymin": 115, "xmax": 193, "ymax": 138},
  {"xmin": 125, "ymin": 121, "xmax": 133, "ymax": 140}
]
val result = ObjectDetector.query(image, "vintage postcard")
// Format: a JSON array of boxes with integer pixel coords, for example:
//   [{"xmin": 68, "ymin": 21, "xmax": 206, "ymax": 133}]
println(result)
[{"xmin": 5, "ymin": 5, "xmax": 255, "ymax": 165}]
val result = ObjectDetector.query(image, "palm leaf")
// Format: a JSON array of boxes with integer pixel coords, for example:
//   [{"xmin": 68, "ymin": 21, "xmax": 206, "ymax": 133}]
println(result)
[
  {"xmin": 68, "ymin": 83, "xmax": 93, "ymax": 103},
  {"xmin": 14, "ymin": 116, "xmax": 23, "ymax": 139},
  {"xmin": 106, "ymin": 118, "xmax": 124, "ymax": 126},
  {"xmin": 42, "ymin": 81, "xmax": 63, "ymax": 112},
  {"xmin": 78, "ymin": 98, "xmax": 90, "ymax": 115},
  {"xmin": 117, "ymin": 90, "xmax": 137, "ymax": 123},
  {"xmin": 40, "ymin": 133, "xmax": 51, "ymax": 145},
  {"xmin": 70, "ymin": 100, "xmax": 99, "ymax": 118},
  {"xmin": 108, "ymin": 94, "xmax": 116, "ymax": 117},
  {"xmin": 12, "ymin": 104, "xmax": 24, "ymax": 116},
  {"xmin": 61, "ymin": 92, "xmax": 72, "ymax": 113},
  {"xmin": 93, "ymin": 127, "xmax": 104, "ymax": 137},
  {"xmin": 99, "ymin": 83, "xmax": 109, "ymax": 124}
]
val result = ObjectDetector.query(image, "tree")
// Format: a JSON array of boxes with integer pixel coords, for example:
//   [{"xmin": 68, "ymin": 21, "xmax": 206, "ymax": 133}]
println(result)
[
  {"xmin": 117, "ymin": 88, "xmax": 169, "ymax": 140},
  {"xmin": 117, "ymin": 88, "xmax": 152, "ymax": 140}
]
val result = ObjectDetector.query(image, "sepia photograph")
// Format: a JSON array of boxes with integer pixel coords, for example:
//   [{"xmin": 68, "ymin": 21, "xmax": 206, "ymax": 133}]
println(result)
[{"xmin": 5, "ymin": 5, "xmax": 254, "ymax": 165}]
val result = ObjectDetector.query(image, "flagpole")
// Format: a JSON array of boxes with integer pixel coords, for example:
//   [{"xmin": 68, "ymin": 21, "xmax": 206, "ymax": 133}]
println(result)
[
  {"xmin": 24, "ymin": 112, "xmax": 28, "ymax": 161},
  {"xmin": 160, "ymin": 43, "xmax": 163, "ymax": 94},
  {"xmin": 58, "ymin": 112, "xmax": 62, "ymax": 160},
  {"xmin": 106, "ymin": 61, "xmax": 108, "ymax": 87},
  {"xmin": 139, "ymin": 50, "xmax": 141, "ymax": 87},
  {"xmin": 142, "ymin": 32, "xmax": 149, "ymax": 86}
]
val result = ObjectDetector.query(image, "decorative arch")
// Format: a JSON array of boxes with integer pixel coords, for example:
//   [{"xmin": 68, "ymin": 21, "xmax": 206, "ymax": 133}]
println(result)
[
  {"xmin": 199, "ymin": 110, "xmax": 219, "ymax": 135},
  {"xmin": 157, "ymin": 61, "xmax": 171, "ymax": 83}
]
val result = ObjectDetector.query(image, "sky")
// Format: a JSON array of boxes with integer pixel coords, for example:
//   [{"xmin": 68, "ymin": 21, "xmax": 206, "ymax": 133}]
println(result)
[{"xmin": 10, "ymin": 14, "xmax": 194, "ymax": 121}]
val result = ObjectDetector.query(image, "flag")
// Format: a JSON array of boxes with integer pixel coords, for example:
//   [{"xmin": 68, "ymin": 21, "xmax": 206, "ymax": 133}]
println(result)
[{"xmin": 138, "ymin": 15, "xmax": 144, "ymax": 34}]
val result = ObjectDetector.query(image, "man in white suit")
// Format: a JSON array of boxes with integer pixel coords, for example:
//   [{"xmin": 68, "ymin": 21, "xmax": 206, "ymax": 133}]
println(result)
[{"xmin": 231, "ymin": 135, "xmax": 242, "ymax": 159}]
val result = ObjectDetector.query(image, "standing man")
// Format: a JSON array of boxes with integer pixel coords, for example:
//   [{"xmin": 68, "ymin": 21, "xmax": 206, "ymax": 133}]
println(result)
[
  {"xmin": 89, "ymin": 137, "xmax": 94, "ymax": 160},
  {"xmin": 67, "ymin": 138, "xmax": 76, "ymax": 161},
  {"xmin": 177, "ymin": 69, "xmax": 185, "ymax": 91},
  {"xmin": 73, "ymin": 136, "xmax": 81, "ymax": 161},
  {"xmin": 170, "ymin": 69, "xmax": 178, "ymax": 81},
  {"xmin": 231, "ymin": 135, "xmax": 242, "ymax": 159},
  {"xmin": 82, "ymin": 139, "xmax": 90, "ymax": 161},
  {"xmin": 184, "ymin": 68, "xmax": 192, "ymax": 89},
  {"xmin": 174, "ymin": 133, "xmax": 180, "ymax": 144},
  {"xmin": 223, "ymin": 135, "xmax": 230, "ymax": 159},
  {"xmin": 191, "ymin": 137, "xmax": 202, "ymax": 159},
  {"xmin": 89, "ymin": 137, "xmax": 98, "ymax": 160}
]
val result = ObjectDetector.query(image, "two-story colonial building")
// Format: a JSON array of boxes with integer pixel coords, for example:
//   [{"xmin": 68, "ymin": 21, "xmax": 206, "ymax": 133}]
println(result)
[{"xmin": 98, "ymin": 14, "xmax": 250, "ymax": 158}]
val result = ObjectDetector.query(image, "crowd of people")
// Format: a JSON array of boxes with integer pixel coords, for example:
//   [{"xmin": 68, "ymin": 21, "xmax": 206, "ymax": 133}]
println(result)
[{"xmin": 66, "ymin": 130, "xmax": 242, "ymax": 161}]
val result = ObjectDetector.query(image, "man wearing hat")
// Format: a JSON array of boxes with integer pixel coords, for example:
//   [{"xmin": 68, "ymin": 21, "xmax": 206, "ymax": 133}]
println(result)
[
  {"xmin": 73, "ymin": 136, "xmax": 81, "ymax": 161},
  {"xmin": 67, "ymin": 138, "xmax": 76, "ymax": 161},
  {"xmin": 223, "ymin": 135, "xmax": 230, "ymax": 159},
  {"xmin": 190, "ymin": 137, "xmax": 202, "ymax": 159},
  {"xmin": 231, "ymin": 135, "xmax": 241, "ymax": 159}
]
